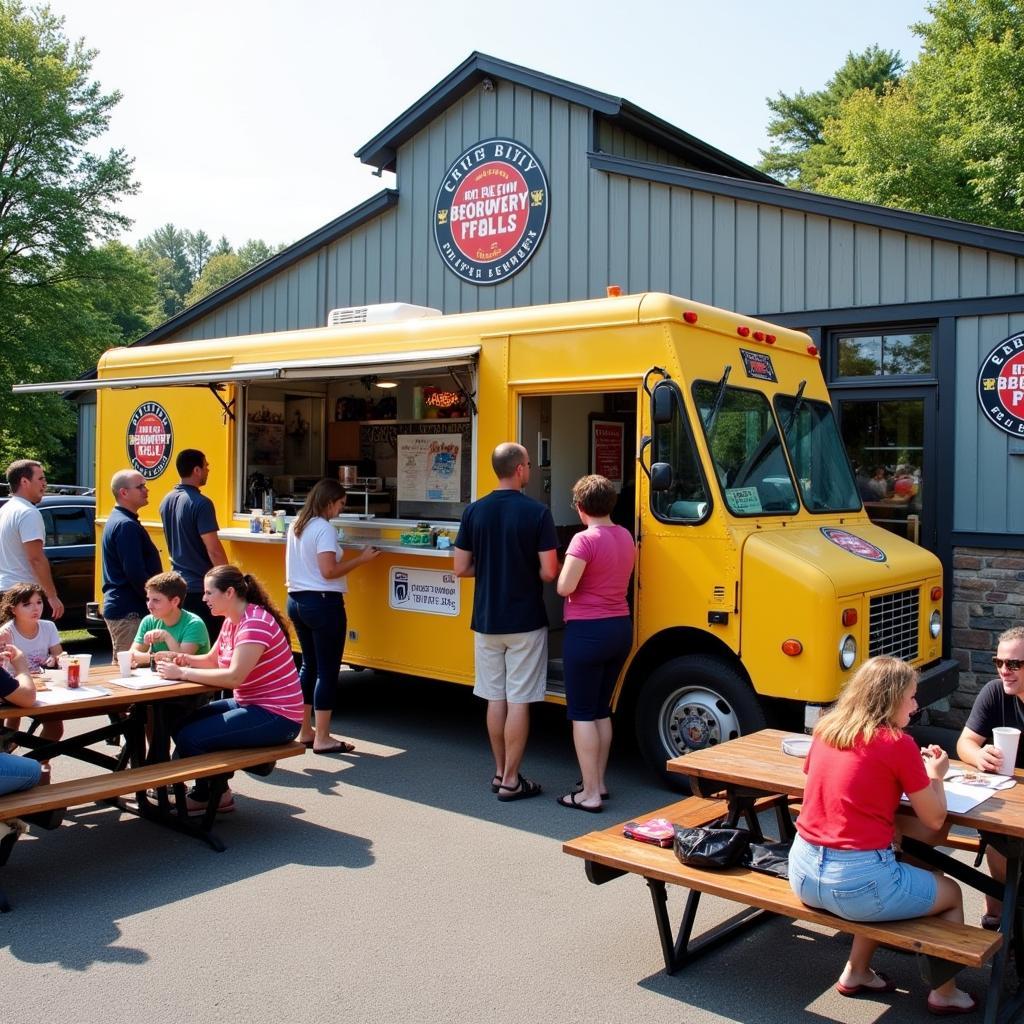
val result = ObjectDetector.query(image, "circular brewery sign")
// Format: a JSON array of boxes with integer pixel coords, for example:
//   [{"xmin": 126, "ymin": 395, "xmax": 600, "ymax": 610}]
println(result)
[
  {"xmin": 433, "ymin": 139, "xmax": 549, "ymax": 285},
  {"xmin": 820, "ymin": 527, "xmax": 887, "ymax": 563},
  {"xmin": 978, "ymin": 330, "xmax": 1024, "ymax": 436},
  {"xmin": 127, "ymin": 402, "xmax": 173, "ymax": 479}
]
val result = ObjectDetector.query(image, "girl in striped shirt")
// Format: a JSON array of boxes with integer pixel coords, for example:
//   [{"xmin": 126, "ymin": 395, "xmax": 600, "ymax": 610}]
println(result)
[{"xmin": 157, "ymin": 565, "xmax": 303, "ymax": 814}]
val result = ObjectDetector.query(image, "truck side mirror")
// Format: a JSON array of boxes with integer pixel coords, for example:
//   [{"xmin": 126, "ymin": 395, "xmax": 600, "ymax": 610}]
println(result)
[
  {"xmin": 652, "ymin": 382, "xmax": 674, "ymax": 425},
  {"xmin": 651, "ymin": 463, "xmax": 672, "ymax": 492}
]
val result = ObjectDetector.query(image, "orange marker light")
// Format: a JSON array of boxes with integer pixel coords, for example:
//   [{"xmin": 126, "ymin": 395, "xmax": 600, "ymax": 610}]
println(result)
[
  {"xmin": 737, "ymin": 326, "xmax": 750, "ymax": 337},
  {"xmin": 683, "ymin": 311, "xmax": 698, "ymax": 324},
  {"xmin": 931, "ymin": 586, "xmax": 943, "ymax": 601},
  {"xmin": 842, "ymin": 609, "xmax": 858, "ymax": 627},
  {"xmin": 606, "ymin": 284, "xmax": 622, "ymax": 297},
  {"xmin": 782, "ymin": 639, "xmax": 803, "ymax": 657}
]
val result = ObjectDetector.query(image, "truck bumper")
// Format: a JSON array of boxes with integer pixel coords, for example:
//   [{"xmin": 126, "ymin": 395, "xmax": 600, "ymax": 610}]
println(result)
[
  {"xmin": 85, "ymin": 601, "xmax": 105, "ymax": 631},
  {"xmin": 916, "ymin": 658, "xmax": 959, "ymax": 708}
]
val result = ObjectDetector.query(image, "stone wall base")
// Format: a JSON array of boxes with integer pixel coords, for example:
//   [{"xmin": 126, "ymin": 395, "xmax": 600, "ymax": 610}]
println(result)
[{"xmin": 930, "ymin": 545, "xmax": 1024, "ymax": 729}]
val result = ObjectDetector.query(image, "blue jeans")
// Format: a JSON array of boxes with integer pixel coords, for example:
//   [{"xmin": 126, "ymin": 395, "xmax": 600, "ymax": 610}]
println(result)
[
  {"xmin": 788, "ymin": 833, "xmax": 937, "ymax": 921},
  {"xmin": 173, "ymin": 698, "xmax": 300, "ymax": 797},
  {"xmin": 286, "ymin": 591, "xmax": 346, "ymax": 711},
  {"xmin": 0, "ymin": 753, "xmax": 42, "ymax": 795}
]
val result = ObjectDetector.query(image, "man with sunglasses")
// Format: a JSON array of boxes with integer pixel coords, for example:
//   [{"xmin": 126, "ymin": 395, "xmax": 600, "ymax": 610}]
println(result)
[{"xmin": 956, "ymin": 624, "xmax": 1024, "ymax": 928}]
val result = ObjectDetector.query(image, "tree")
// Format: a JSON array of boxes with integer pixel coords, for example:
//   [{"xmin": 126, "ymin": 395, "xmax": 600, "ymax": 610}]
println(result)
[
  {"xmin": 137, "ymin": 223, "xmax": 192, "ymax": 317},
  {"xmin": 0, "ymin": 1, "xmax": 139, "ymax": 472},
  {"xmin": 760, "ymin": 0, "xmax": 1024, "ymax": 231},
  {"xmin": 184, "ymin": 237, "xmax": 283, "ymax": 307},
  {"xmin": 758, "ymin": 46, "xmax": 905, "ymax": 186}
]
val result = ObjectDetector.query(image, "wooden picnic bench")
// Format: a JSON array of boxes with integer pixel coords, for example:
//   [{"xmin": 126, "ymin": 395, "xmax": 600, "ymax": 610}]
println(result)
[
  {"xmin": 563, "ymin": 797, "xmax": 1002, "ymax": 989},
  {"xmin": 0, "ymin": 741, "xmax": 305, "ymax": 912}
]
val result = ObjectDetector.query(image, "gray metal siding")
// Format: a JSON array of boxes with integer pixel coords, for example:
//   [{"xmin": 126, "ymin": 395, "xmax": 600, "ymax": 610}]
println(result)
[
  {"xmin": 596, "ymin": 120, "xmax": 691, "ymax": 167},
  {"xmin": 955, "ymin": 311, "xmax": 1024, "ymax": 534}
]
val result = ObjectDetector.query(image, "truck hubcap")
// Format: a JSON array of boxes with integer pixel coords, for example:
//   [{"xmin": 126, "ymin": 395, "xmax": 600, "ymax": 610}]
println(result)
[{"xmin": 662, "ymin": 688, "xmax": 741, "ymax": 756}]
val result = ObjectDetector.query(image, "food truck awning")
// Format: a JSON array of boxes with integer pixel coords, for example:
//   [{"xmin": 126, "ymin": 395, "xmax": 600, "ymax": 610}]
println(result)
[{"xmin": 12, "ymin": 346, "xmax": 480, "ymax": 393}]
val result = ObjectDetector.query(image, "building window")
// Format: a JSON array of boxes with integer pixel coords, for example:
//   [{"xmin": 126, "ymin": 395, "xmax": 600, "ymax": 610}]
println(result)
[{"xmin": 835, "ymin": 330, "xmax": 934, "ymax": 379}]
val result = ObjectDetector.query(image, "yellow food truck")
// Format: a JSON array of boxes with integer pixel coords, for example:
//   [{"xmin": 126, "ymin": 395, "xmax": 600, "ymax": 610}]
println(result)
[{"xmin": 20, "ymin": 291, "xmax": 958, "ymax": 783}]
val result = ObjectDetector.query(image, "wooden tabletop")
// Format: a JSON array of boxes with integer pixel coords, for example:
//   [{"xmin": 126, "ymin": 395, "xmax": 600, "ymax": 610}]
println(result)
[
  {"xmin": 13, "ymin": 662, "xmax": 208, "ymax": 720},
  {"xmin": 668, "ymin": 728, "xmax": 1024, "ymax": 840}
]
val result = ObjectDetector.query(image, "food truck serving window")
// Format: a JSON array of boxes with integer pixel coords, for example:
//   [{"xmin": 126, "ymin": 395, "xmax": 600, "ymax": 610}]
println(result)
[{"xmin": 692, "ymin": 381, "xmax": 798, "ymax": 517}]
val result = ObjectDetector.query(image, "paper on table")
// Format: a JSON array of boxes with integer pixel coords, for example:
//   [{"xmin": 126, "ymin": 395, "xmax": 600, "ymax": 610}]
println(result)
[
  {"xmin": 903, "ymin": 773, "xmax": 1016, "ymax": 814},
  {"xmin": 115, "ymin": 675, "xmax": 173, "ymax": 690},
  {"xmin": 33, "ymin": 686, "xmax": 111, "ymax": 705}
]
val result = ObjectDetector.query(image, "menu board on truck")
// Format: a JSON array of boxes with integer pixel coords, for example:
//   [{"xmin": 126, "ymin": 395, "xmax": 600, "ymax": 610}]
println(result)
[{"xmin": 397, "ymin": 434, "xmax": 462, "ymax": 503}]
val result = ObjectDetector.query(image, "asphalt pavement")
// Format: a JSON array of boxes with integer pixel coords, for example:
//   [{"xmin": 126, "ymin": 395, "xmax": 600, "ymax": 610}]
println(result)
[{"xmin": 1, "ymin": 639, "xmax": 997, "ymax": 1024}]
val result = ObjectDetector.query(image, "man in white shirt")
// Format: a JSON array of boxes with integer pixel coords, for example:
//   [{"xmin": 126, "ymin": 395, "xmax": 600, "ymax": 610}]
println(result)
[{"xmin": 0, "ymin": 460, "xmax": 64, "ymax": 619}]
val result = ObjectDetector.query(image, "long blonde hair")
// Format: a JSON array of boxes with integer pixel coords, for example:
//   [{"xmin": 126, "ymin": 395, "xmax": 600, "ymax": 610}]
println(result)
[{"xmin": 814, "ymin": 656, "xmax": 917, "ymax": 750}]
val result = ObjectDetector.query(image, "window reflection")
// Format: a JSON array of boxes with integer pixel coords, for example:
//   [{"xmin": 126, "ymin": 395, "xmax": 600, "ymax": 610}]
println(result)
[{"xmin": 837, "ymin": 332, "xmax": 933, "ymax": 377}]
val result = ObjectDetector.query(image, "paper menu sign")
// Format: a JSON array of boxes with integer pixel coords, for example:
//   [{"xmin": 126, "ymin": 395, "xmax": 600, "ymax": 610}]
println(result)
[{"xmin": 32, "ymin": 686, "xmax": 111, "ymax": 705}]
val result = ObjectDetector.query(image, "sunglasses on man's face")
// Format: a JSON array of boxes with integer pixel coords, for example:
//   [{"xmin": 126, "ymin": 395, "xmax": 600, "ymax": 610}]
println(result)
[{"xmin": 993, "ymin": 657, "xmax": 1024, "ymax": 672}]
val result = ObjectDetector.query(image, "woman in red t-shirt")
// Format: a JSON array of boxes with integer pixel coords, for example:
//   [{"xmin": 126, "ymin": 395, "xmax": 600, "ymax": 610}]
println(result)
[
  {"xmin": 157, "ymin": 565, "xmax": 303, "ymax": 814},
  {"xmin": 789, "ymin": 656, "xmax": 974, "ymax": 1014}
]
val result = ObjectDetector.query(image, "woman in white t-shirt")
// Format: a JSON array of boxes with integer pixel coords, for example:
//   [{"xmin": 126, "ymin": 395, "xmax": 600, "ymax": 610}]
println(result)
[{"xmin": 285, "ymin": 479, "xmax": 379, "ymax": 754}]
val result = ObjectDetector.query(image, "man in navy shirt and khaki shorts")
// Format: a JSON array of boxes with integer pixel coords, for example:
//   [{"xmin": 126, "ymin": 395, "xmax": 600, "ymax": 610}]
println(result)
[{"xmin": 455, "ymin": 443, "xmax": 558, "ymax": 801}]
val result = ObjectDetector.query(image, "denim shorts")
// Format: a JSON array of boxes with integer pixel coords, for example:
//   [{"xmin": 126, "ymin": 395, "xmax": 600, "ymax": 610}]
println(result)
[{"xmin": 788, "ymin": 833, "xmax": 938, "ymax": 922}]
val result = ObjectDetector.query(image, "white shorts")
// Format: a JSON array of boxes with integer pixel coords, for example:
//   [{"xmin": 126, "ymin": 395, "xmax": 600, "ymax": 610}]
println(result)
[{"xmin": 473, "ymin": 628, "xmax": 548, "ymax": 704}]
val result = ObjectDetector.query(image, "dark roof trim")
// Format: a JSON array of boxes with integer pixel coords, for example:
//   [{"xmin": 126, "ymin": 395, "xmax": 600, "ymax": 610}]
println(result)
[
  {"xmin": 590, "ymin": 152, "xmax": 1024, "ymax": 258},
  {"xmin": 356, "ymin": 52, "xmax": 773, "ymax": 183},
  {"xmin": 130, "ymin": 189, "xmax": 399, "ymax": 348},
  {"xmin": 762, "ymin": 292, "xmax": 1024, "ymax": 328}
]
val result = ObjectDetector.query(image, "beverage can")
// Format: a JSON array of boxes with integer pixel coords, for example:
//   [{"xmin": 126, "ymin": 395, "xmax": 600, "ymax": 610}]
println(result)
[{"xmin": 66, "ymin": 657, "xmax": 81, "ymax": 688}]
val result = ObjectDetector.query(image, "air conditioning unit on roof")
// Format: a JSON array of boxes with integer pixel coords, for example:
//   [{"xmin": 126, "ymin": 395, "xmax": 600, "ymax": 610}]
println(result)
[{"xmin": 326, "ymin": 303, "xmax": 442, "ymax": 327}]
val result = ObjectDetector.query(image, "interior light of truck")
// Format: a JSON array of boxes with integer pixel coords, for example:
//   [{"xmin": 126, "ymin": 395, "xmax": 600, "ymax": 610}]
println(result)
[
  {"xmin": 753, "ymin": 331, "xmax": 766, "ymax": 341},
  {"xmin": 781, "ymin": 639, "xmax": 803, "ymax": 656},
  {"xmin": 839, "ymin": 634, "xmax": 857, "ymax": 670},
  {"xmin": 766, "ymin": 334, "xmax": 776, "ymax": 344},
  {"xmin": 807, "ymin": 344, "xmax": 819, "ymax": 356},
  {"xmin": 606, "ymin": 284, "xmax": 622, "ymax": 297},
  {"xmin": 930, "ymin": 611, "xmax": 941, "ymax": 638},
  {"xmin": 931, "ymin": 586, "xmax": 943, "ymax": 601},
  {"xmin": 737, "ymin": 326, "xmax": 750, "ymax": 337},
  {"xmin": 842, "ymin": 609, "xmax": 858, "ymax": 627},
  {"xmin": 683, "ymin": 311, "xmax": 698, "ymax": 324}
]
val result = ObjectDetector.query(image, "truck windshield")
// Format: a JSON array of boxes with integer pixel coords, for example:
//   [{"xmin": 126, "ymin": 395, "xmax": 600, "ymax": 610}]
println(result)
[
  {"xmin": 775, "ymin": 394, "xmax": 861, "ymax": 513},
  {"xmin": 692, "ymin": 382, "xmax": 798, "ymax": 516}
]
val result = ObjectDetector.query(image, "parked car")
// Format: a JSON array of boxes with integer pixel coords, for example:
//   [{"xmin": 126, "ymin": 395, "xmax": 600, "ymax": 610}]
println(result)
[{"xmin": 0, "ymin": 490, "xmax": 98, "ymax": 632}]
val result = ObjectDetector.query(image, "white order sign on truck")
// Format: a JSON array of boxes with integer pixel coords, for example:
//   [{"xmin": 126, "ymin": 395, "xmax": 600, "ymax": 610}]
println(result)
[{"xmin": 388, "ymin": 567, "xmax": 460, "ymax": 617}]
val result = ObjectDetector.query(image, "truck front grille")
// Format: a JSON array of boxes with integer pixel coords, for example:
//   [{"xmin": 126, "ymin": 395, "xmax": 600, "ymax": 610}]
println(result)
[{"xmin": 869, "ymin": 589, "xmax": 919, "ymax": 662}]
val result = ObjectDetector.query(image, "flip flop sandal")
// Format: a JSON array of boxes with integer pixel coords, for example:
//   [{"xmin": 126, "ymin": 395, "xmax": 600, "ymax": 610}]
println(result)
[
  {"xmin": 926, "ymin": 993, "xmax": 978, "ymax": 1016},
  {"xmin": 836, "ymin": 971, "xmax": 897, "ymax": 997},
  {"xmin": 313, "ymin": 740, "xmax": 356, "ymax": 755},
  {"xmin": 557, "ymin": 791, "xmax": 602, "ymax": 813},
  {"xmin": 490, "ymin": 774, "xmax": 502, "ymax": 793},
  {"xmin": 496, "ymin": 774, "xmax": 542, "ymax": 802},
  {"xmin": 574, "ymin": 779, "xmax": 610, "ymax": 800}
]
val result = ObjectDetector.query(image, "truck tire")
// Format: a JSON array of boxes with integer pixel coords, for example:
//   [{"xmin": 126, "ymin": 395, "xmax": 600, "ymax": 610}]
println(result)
[{"xmin": 635, "ymin": 654, "xmax": 766, "ymax": 789}]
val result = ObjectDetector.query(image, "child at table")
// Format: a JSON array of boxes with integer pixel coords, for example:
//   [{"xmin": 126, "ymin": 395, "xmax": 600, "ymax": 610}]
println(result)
[
  {"xmin": 129, "ymin": 572, "xmax": 210, "ymax": 667},
  {"xmin": 0, "ymin": 644, "xmax": 43, "ymax": 795},
  {"xmin": 0, "ymin": 583, "xmax": 63, "ymax": 763},
  {"xmin": 789, "ymin": 656, "xmax": 975, "ymax": 1015}
]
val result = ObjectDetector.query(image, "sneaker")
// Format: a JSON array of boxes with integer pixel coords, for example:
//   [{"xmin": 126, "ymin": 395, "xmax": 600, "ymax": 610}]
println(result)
[{"xmin": 186, "ymin": 789, "xmax": 235, "ymax": 817}]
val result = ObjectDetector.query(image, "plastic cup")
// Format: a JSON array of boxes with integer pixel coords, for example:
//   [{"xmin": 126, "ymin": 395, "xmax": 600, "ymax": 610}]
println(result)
[
  {"xmin": 76, "ymin": 653, "xmax": 92, "ymax": 682},
  {"xmin": 992, "ymin": 727, "xmax": 1020, "ymax": 772},
  {"xmin": 116, "ymin": 651, "xmax": 134, "ymax": 677}
]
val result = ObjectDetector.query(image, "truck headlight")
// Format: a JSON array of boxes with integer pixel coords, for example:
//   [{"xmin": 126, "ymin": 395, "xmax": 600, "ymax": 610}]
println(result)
[
  {"xmin": 839, "ymin": 634, "xmax": 857, "ymax": 670},
  {"xmin": 930, "ymin": 610, "xmax": 941, "ymax": 638}
]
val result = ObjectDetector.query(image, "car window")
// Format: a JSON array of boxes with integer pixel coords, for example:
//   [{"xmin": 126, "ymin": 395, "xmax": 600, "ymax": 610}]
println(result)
[
  {"xmin": 39, "ymin": 509, "xmax": 57, "ymax": 546},
  {"xmin": 49, "ymin": 506, "xmax": 94, "ymax": 546}
]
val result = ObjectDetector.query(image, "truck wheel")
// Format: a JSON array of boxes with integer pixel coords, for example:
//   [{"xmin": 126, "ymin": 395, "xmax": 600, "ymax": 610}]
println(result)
[{"xmin": 635, "ymin": 655, "xmax": 766, "ymax": 788}]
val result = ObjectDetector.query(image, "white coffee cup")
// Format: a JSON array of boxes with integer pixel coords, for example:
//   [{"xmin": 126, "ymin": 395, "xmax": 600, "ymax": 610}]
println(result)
[
  {"xmin": 992, "ymin": 726, "xmax": 1021, "ymax": 772},
  {"xmin": 76, "ymin": 652, "xmax": 92, "ymax": 682},
  {"xmin": 116, "ymin": 651, "xmax": 134, "ymax": 677}
]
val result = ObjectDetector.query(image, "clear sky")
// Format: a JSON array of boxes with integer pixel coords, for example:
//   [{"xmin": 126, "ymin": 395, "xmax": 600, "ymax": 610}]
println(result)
[{"xmin": 47, "ymin": 0, "xmax": 929, "ymax": 249}]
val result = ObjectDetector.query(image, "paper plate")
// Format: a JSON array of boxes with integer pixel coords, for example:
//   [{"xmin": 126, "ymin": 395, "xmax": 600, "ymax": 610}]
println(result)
[{"xmin": 781, "ymin": 735, "xmax": 812, "ymax": 757}]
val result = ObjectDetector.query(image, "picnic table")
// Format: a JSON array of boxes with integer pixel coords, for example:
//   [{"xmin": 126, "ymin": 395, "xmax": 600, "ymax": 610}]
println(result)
[
  {"xmin": 0, "ymin": 662, "xmax": 304, "ymax": 910},
  {"xmin": 565, "ymin": 729, "xmax": 1020, "ymax": 1024}
]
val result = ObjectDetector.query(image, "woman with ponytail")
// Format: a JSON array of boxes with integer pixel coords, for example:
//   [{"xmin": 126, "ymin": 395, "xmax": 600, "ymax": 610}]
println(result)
[{"xmin": 156, "ymin": 565, "xmax": 303, "ymax": 814}]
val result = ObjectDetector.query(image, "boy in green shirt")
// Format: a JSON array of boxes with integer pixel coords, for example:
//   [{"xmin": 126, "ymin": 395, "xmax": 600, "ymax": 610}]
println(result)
[{"xmin": 130, "ymin": 571, "xmax": 211, "ymax": 666}]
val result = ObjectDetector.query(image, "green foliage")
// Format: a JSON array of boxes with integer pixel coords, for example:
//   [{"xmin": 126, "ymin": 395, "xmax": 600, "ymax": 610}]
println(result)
[
  {"xmin": 759, "ymin": 0, "xmax": 1024, "ymax": 231},
  {"xmin": 759, "ymin": 46, "xmax": 904, "ymax": 186},
  {"xmin": 0, "ymin": 1, "xmax": 144, "ymax": 475},
  {"xmin": 183, "ymin": 237, "xmax": 283, "ymax": 307}
]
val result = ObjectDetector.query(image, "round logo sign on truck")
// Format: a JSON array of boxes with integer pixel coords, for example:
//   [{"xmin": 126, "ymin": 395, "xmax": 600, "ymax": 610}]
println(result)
[
  {"xmin": 433, "ymin": 139, "xmax": 549, "ymax": 285},
  {"xmin": 978, "ymin": 331, "xmax": 1024, "ymax": 436},
  {"xmin": 127, "ymin": 402, "xmax": 173, "ymax": 479}
]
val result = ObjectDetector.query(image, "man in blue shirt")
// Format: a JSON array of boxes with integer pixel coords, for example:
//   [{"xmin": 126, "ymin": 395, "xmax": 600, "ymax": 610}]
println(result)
[
  {"xmin": 158, "ymin": 449, "xmax": 227, "ymax": 638},
  {"xmin": 454, "ymin": 443, "xmax": 558, "ymax": 802},
  {"xmin": 101, "ymin": 469, "xmax": 163, "ymax": 654}
]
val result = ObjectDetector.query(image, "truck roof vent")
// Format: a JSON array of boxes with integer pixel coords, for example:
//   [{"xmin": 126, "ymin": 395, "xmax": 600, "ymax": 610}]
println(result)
[{"xmin": 326, "ymin": 303, "xmax": 442, "ymax": 327}]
